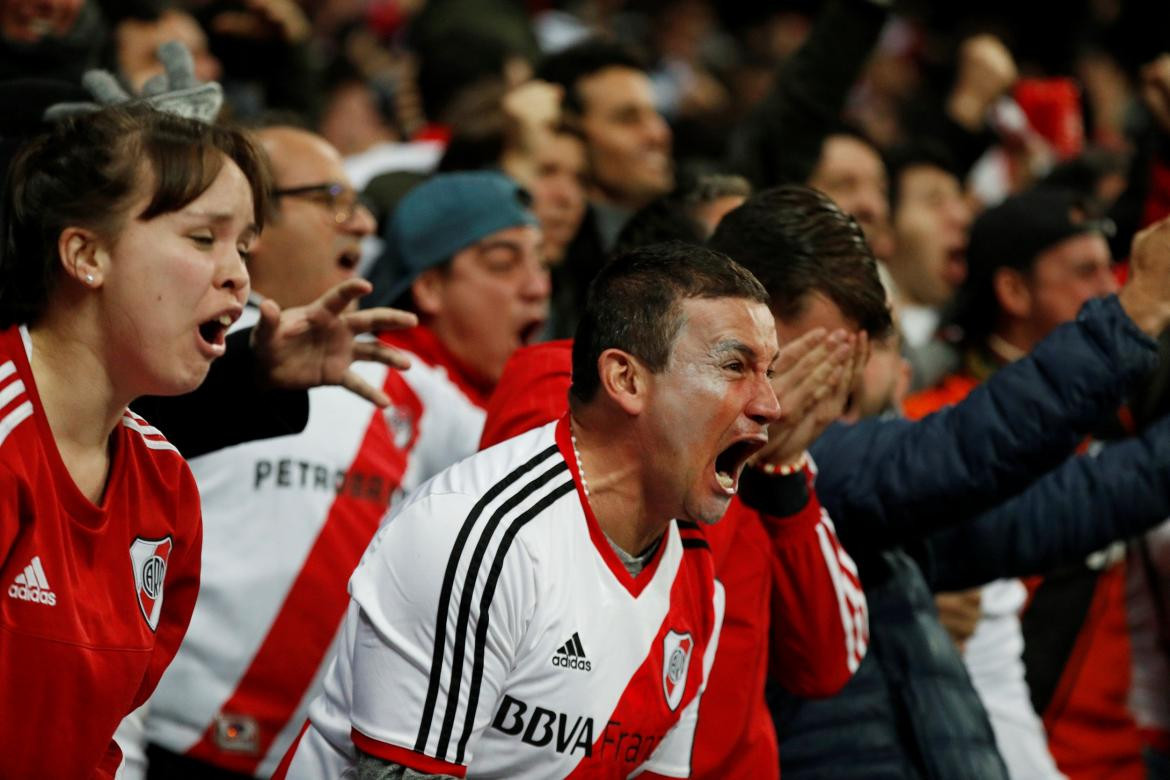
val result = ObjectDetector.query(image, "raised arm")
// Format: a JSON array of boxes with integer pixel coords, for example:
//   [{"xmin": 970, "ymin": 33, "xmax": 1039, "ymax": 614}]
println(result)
[
  {"xmin": 811, "ymin": 293, "xmax": 1157, "ymax": 550},
  {"xmin": 918, "ymin": 413, "xmax": 1170, "ymax": 592},
  {"xmin": 728, "ymin": 0, "xmax": 889, "ymax": 188}
]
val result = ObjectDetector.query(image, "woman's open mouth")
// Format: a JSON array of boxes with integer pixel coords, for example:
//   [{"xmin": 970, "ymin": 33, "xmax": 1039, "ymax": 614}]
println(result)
[{"xmin": 196, "ymin": 314, "xmax": 235, "ymax": 354}]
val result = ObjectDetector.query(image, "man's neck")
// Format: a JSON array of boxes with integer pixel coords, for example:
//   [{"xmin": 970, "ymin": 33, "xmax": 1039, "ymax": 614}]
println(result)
[
  {"xmin": 570, "ymin": 410, "xmax": 670, "ymax": 557},
  {"xmin": 885, "ymin": 259, "xmax": 933, "ymax": 309},
  {"xmin": 992, "ymin": 322, "xmax": 1038, "ymax": 361}
]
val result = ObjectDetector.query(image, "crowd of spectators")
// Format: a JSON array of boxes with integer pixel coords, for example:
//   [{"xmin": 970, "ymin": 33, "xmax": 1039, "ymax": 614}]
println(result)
[{"xmin": 5, "ymin": 0, "xmax": 1170, "ymax": 778}]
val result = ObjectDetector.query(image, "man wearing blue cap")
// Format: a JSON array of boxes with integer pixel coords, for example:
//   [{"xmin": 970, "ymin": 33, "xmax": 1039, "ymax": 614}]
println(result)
[{"xmin": 373, "ymin": 171, "xmax": 550, "ymax": 428}]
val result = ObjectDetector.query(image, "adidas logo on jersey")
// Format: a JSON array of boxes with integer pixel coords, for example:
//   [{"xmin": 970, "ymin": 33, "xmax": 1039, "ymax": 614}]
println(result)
[
  {"xmin": 7, "ymin": 555, "xmax": 56, "ymax": 606},
  {"xmin": 551, "ymin": 632, "xmax": 591, "ymax": 671}
]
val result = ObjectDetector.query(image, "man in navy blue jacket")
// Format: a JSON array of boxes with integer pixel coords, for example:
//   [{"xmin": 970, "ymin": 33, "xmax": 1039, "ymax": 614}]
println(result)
[{"xmin": 709, "ymin": 185, "xmax": 1170, "ymax": 780}]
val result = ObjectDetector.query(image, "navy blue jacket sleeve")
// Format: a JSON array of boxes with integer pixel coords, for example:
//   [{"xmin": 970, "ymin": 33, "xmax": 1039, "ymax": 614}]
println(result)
[
  {"xmin": 918, "ymin": 413, "xmax": 1170, "ymax": 592},
  {"xmin": 809, "ymin": 296, "xmax": 1157, "ymax": 551}
]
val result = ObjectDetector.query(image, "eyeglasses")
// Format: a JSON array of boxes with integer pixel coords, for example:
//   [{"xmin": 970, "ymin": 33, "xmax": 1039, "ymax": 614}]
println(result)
[{"xmin": 274, "ymin": 182, "xmax": 369, "ymax": 225}]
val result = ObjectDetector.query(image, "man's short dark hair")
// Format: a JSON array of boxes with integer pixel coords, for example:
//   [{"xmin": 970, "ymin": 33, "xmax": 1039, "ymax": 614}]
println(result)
[
  {"xmin": 612, "ymin": 171, "xmax": 753, "ymax": 254},
  {"xmin": 884, "ymin": 141, "xmax": 960, "ymax": 212},
  {"xmin": 612, "ymin": 198, "xmax": 706, "ymax": 255},
  {"xmin": 537, "ymin": 38, "xmax": 647, "ymax": 116},
  {"xmin": 799, "ymin": 125, "xmax": 882, "ymax": 188},
  {"xmin": 570, "ymin": 241, "xmax": 768, "ymax": 404},
  {"xmin": 414, "ymin": 31, "xmax": 516, "ymax": 123},
  {"xmin": 709, "ymin": 185, "xmax": 892, "ymax": 338}
]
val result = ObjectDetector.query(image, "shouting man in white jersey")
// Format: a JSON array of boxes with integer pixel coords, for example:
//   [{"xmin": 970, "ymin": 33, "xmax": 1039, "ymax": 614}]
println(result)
[{"xmin": 276, "ymin": 242, "xmax": 783, "ymax": 779}]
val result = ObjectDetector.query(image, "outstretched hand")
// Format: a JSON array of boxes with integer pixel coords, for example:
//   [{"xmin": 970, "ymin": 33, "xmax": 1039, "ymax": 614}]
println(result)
[
  {"xmin": 751, "ymin": 328, "xmax": 866, "ymax": 469},
  {"xmin": 251, "ymin": 278, "xmax": 417, "ymax": 407}
]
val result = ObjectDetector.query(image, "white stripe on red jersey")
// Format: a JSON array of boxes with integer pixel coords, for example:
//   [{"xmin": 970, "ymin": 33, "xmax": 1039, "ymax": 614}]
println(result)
[
  {"xmin": 813, "ymin": 508, "xmax": 868, "ymax": 673},
  {"xmin": 122, "ymin": 411, "xmax": 180, "ymax": 453},
  {"xmin": 1127, "ymin": 522, "xmax": 1170, "ymax": 752},
  {"xmin": 0, "ymin": 325, "xmax": 201, "ymax": 779},
  {"xmin": 277, "ymin": 417, "xmax": 724, "ymax": 779}
]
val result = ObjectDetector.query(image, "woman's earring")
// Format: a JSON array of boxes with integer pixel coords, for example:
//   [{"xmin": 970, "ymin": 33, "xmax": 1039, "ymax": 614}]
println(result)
[{"xmin": 85, "ymin": 274, "xmax": 94, "ymax": 284}]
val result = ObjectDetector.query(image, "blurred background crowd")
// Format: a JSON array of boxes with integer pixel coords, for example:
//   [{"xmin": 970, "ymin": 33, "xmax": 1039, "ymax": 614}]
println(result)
[{"xmin": 7, "ymin": 0, "xmax": 1170, "ymax": 778}]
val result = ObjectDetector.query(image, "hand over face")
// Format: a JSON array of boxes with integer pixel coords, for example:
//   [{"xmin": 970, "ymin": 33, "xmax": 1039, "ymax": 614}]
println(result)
[{"xmin": 750, "ymin": 327, "xmax": 867, "ymax": 468}]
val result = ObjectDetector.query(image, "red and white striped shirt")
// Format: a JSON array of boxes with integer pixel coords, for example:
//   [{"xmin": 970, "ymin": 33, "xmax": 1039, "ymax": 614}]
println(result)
[
  {"xmin": 0, "ymin": 325, "xmax": 202, "ymax": 779},
  {"xmin": 477, "ymin": 340, "xmax": 867, "ymax": 779}
]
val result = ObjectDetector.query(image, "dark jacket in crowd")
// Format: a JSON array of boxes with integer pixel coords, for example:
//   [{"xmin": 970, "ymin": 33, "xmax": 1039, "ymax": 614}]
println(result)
[
  {"xmin": 773, "ymin": 296, "xmax": 1163, "ymax": 779},
  {"xmin": 132, "ymin": 328, "xmax": 309, "ymax": 459}
]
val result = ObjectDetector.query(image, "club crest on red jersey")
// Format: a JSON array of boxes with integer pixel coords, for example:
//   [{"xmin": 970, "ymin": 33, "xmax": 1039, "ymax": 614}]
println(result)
[
  {"xmin": 130, "ymin": 536, "xmax": 172, "ymax": 631},
  {"xmin": 662, "ymin": 630, "xmax": 693, "ymax": 711}
]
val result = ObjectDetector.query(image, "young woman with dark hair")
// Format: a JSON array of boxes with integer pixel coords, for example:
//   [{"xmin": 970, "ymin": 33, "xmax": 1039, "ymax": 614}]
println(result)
[{"xmin": 0, "ymin": 102, "xmax": 269, "ymax": 778}]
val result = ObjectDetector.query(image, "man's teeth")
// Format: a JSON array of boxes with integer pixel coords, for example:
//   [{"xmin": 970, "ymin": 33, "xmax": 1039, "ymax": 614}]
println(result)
[
  {"xmin": 217, "ymin": 314, "xmax": 233, "ymax": 327},
  {"xmin": 716, "ymin": 471, "xmax": 735, "ymax": 490}
]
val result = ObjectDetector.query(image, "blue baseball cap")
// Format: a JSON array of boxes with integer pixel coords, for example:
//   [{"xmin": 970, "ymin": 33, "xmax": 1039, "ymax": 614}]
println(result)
[{"xmin": 373, "ymin": 171, "xmax": 539, "ymax": 307}]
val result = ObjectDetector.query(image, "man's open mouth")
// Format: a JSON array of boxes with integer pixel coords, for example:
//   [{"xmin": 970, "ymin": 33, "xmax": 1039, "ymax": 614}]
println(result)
[
  {"xmin": 713, "ymin": 436, "xmax": 767, "ymax": 493},
  {"xmin": 337, "ymin": 248, "xmax": 361, "ymax": 272}
]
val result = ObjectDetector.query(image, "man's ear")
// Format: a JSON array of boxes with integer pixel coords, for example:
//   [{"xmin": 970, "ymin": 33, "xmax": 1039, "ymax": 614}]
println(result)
[
  {"xmin": 993, "ymin": 267, "xmax": 1032, "ymax": 320},
  {"xmin": 57, "ymin": 226, "xmax": 106, "ymax": 288},
  {"xmin": 411, "ymin": 269, "xmax": 445, "ymax": 317},
  {"xmin": 597, "ymin": 348, "xmax": 647, "ymax": 416}
]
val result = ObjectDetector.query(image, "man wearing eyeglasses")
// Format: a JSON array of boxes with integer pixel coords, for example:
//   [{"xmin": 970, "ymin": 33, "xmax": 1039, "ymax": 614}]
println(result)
[
  {"xmin": 246, "ymin": 127, "xmax": 377, "ymax": 311},
  {"xmin": 133, "ymin": 126, "xmax": 486, "ymax": 780}
]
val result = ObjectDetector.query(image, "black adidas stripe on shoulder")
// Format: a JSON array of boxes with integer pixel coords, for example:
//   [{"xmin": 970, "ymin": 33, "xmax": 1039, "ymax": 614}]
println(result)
[
  {"xmin": 454, "ymin": 478, "xmax": 577, "ymax": 763},
  {"xmin": 677, "ymin": 519, "xmax": 710, "ymax": 551},
  {"xmin": 414, "ymin": 443, "xmax": 569, "ymax": 758},
  {"xmin": 434, "ymin": 460, "xmax": 570, "ymax": 758}
]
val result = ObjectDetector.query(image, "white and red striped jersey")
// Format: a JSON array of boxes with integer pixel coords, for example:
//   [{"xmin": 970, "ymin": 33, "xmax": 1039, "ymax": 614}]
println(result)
[
  {"xmin": 276, "ymin": 417, "xmax": 725, "ymax": 779},
  {"xmin": 141, "ymin": 307, "xmax": 485, "ymax": 777},
  {"xmin": 0, "ymin": 325, "xmax": 202, "ymax": 779},
  {"xmin": 479, "ymin": 340, "xmax": 869, "ymax": 779},
  {"xmin": 1127, "ymin": 521, "xmax": 1170, "ymax": 753}
]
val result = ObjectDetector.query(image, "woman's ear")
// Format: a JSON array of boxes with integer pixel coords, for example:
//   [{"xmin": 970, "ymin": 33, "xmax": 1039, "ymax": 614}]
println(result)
[{"xmin": 57, "ymin": 227, "xmax": 106, "ymax": 289}]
